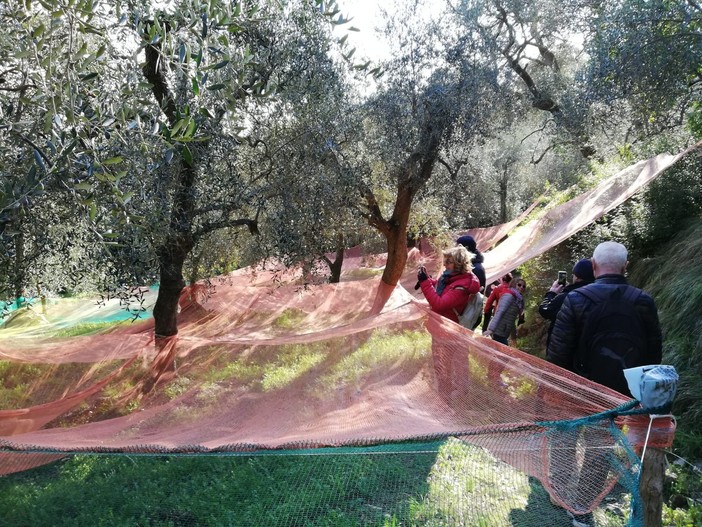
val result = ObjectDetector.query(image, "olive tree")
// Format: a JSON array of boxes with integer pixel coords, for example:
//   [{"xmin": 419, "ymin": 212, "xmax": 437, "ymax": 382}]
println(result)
[
  {"xmin": 0, "ymin": 0, "xmax": 353, "ymax": 335},
  {"xmin": 346, "ymin": 0, "xmax": 504, "ymax": 301},
  {"xmin": 581, "ymin": 0, "xmax": 702, "ymax": 148}
]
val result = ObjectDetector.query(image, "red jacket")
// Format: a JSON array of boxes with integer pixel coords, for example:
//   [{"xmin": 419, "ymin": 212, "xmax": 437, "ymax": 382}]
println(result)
[
  {"xmin": 420, "ymin": 272, "xmax": 481, "ymax": 323},
  {"xmin": 484, "ymin": 282, "xmax": 510, "ymax": 314}
]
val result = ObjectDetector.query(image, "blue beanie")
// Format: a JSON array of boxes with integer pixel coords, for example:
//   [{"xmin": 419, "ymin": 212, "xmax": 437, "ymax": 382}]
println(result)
[
  {"xmin": 456, "ymin": 235, "xmax": 477, "ymax": 252},
  {"xmin": 572, "ymin": 259, "xmax": 594, "ymax": 282}
]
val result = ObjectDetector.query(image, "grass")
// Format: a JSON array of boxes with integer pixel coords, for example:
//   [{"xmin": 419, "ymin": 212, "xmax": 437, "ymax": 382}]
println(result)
[
  {"xmin": 0, "ymin": 360, "xmax": 121, "ymax": 411},
  {"xmin": 0, "ymin": 439, "xmax": 630, "ymax": 527},
  {"xmin": 51, "ymin": 320, "xmax": 130, "ymax": 338},
  {"xmin": 313, "ymin": 329, "xmax": 431, "ymax": 395}
]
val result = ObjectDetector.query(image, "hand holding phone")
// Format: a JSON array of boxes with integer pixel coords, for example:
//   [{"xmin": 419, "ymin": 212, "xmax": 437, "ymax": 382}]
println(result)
[
  {"xmin": 557, "ymin": 270, "xmax": 567, "ymax": 285},
  {"xmin": 415, "ymin": 266, "xmax": 428, "ymax": 289}
]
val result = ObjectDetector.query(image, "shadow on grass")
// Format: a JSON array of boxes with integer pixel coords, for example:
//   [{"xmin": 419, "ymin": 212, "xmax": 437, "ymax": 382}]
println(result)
[{"xmin": 509, "ymin": 477, "xmax": 575, "ymax": 527}]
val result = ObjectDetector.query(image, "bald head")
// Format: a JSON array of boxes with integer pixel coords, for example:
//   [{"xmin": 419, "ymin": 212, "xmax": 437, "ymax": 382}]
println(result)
[{"xmin": 592, "ymin": 241, "xmax": 628, "ymax": 277}]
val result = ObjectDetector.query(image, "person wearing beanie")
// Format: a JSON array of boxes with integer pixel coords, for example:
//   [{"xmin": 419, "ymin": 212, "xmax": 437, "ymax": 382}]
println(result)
[
  {"xmin": 456, "ymin": 235, "xmax": 486, "ymax": 290},
  {"xmin": 538, "ymin": 259, "xmax": 595, "ymax": 349},
  {"xmin": 571, "ymin": 258, "xmax": 595, "ymax": 282},
  {"xmin": 456, "ymin": 235, "xmax": 486, "ymax": 329}
]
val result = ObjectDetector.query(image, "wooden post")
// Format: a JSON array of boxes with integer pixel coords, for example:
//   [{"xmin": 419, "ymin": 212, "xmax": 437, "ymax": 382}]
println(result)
[{"xmin": 639, "ymin": 447, "xmax": 666, "ymax": 527}]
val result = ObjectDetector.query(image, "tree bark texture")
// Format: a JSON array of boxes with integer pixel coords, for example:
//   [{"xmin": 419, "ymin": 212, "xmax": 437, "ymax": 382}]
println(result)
[
  {"xmin": 327, "ymin": 242, "xmax": 345, "ymax": 284},
  {"xmin": 640, "ymin": 448, "xmax": 666, "ymax": 527},
  {"xmin": 143, "ymin": 27, "xmax": 196, "ymax": 337}
]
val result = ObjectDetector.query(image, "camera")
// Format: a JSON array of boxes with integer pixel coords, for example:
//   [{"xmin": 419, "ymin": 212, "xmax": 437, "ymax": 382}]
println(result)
[{"xmin": 557, "ymin": 270, "xmax": 567, "ymax": 285}]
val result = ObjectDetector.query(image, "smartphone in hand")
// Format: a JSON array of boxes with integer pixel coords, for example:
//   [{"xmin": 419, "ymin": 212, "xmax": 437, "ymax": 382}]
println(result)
[{"xmin": 557, "ymin": 270, "xmax": 567, "ymax": 285}]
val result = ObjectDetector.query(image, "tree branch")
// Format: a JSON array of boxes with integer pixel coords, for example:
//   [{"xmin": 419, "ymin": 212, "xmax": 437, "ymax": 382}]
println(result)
[
  {"xmin": 0, "ymin": 83, "xmax": 38, "ymax": 92},
  {"xmin": 194, "ymin": 217, "xmax": 258, "ymax": 239}
]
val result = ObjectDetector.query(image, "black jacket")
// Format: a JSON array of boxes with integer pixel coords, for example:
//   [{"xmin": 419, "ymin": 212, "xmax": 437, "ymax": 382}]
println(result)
[
  {"xmin": 538, "ymin": 281, "xmax": 591, "ymax": 348},
  {"xmin": 546, "ymin": 274, "xmax": 662, "ymax": 394},
  {"xmin": 471, "ymin": 252, "xmax": 486, "ymax": 290}
]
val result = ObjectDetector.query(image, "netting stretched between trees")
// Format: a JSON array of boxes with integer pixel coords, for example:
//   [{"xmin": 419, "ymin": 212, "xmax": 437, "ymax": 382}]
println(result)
[{"xmin": 0, "ymin": 145, "xmax": 698, "ymax": 526}]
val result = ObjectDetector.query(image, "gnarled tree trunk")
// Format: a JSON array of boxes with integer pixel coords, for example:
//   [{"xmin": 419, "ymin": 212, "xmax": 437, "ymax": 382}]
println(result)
[{"xmin": 143, "ymin": 27, "xmax": 197, "ymax": 337}]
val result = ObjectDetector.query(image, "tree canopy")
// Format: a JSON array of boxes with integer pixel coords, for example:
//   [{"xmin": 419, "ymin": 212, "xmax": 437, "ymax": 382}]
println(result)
[{"xmin": 1, "ymin": 0, "xmax": 699, "ymax": 328}]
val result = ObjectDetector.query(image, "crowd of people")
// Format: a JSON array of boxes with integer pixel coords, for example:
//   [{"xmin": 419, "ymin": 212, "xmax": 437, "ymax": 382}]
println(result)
[
  {"xmin": 416, "ymin": 237, "xmax": 662, "ymax": 398},
  {"xmin": 415, "ymin": 237, "xmax": 663, "ymax": 527}
]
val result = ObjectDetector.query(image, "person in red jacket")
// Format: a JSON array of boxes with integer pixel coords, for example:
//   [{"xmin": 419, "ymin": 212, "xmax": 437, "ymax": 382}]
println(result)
[
  {"xmin": 418, "ymin": 245, "xmax": 480, "ymax": 405},
  {"xmin": 417, "ymin": 246, "xmax": 481, "ymax": 323}
]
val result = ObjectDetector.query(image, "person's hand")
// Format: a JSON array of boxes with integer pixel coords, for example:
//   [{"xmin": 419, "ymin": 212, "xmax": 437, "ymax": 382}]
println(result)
[
  {"xmin": 417, "ymin": 266, "xmax": 428, "ymax": 283},
  {"xmin": 549, "ymin": 280, "xmax": 564, "ymax": 294}
]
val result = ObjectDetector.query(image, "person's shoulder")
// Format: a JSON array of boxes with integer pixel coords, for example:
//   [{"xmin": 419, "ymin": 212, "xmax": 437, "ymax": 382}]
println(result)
[
  {"xmin": 566, "ymin": 281, "xmax": 590, "ymax": 293},
  {"xmin": 455, "ymin": 272, "xmax": 480, "ymax": 288},
  {"xmin": 632, "ymin": 287, "xmax": 657, "ymax": 306}
]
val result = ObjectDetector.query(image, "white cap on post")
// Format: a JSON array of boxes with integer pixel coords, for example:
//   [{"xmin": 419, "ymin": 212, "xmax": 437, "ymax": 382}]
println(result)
[{"xmin": 624, "ymin": 365, "xmax": 679, "ymax": 410}]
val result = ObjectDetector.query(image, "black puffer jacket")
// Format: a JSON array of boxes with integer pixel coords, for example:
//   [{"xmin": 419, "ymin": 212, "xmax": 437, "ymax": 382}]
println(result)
[
  {"xmin": 546, "ymin": 274, "xmax": 662, "ymax": 393},
  {"xmin": 538, "ymin": 281, "xmax": 591, "ymax": 348}
]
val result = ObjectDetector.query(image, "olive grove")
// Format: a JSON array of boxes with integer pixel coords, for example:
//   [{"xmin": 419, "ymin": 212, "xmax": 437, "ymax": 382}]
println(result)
[{"xmin": 1, "ymin": 0, "xmax": 699, "ymax": 326}]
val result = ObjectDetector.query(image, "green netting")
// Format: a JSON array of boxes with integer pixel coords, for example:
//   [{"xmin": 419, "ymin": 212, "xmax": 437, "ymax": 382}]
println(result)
[{"xmin": 0, "ymin": 437, "xmax": 641, "ymax": 527}]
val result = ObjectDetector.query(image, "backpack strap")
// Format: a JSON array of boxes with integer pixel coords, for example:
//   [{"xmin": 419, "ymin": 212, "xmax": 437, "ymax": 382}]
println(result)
[
  {"xmin": 451, "ymin": 286, "xmax": 469, "ymax": 319},
  {"xmin": 573, "ymin": 284, "xmax": 643, "ymax": 375},
  {"xmin": 622, "ymin": 285, "xmax": 643, "ymax": 304},
  {"xmin": 573, "ymin": 286, "xmax": 607, "ymax": 304},
  {"xmin": 575, "ymin": 284, "xmax": 641, "ymax": 304}
]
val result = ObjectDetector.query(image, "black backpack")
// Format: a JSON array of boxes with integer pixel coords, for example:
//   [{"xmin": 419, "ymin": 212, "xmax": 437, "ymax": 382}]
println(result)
[{"xmin": 574, "ymin": 285, "xmax": 646, "ymax": 395}]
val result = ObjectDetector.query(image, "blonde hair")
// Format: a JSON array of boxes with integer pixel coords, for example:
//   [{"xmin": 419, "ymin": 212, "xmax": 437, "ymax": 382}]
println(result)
[{"xmin": 442, "ymin": 246, "xmax": 473, "ymax": 274}]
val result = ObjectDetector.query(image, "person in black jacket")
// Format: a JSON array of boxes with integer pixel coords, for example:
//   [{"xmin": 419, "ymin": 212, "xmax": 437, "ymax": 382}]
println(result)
[
  {"xmin": 546, "ymin": 241, "xmax": 662, "ymax": 393},
  {"xmin": 456, "ymin": 235, "xmax": 486, "ymax": 291},
  {"xmin": 545, "ymin": 242, "xmax": 662, "ymax": 526},
  {"xmin": 538, "ymin": 259, "xmax": 594, "ymax": 349}
]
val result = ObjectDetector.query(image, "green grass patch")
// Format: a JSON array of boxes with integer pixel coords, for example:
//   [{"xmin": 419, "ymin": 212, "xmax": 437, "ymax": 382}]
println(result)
[
  {"xmin": 314, "ymin": 328, "xmax": 431, "ymax": 394},
  {"xmin": 50, "ymin": 320, "xmax": 129, "ymax": 338},
  {"xmin": 272, "ymin": 308, "xmax": 308, "ymax": 329},
  {"xmin": 0, "ymin": 438, "xmax": 640, "ymax": 526}
]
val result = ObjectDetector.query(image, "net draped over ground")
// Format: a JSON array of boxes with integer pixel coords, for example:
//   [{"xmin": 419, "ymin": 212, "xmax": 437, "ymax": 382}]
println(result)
[{"xmin": 1, "ymin": 145, "xmax": 697, "ymax": 522}]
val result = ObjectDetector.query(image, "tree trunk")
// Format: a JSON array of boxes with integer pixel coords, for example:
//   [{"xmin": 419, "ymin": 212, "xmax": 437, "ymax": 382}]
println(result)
[
  {"xmin": 640, "ymin": 448, "xmax": 666, "ymax": 527},
  {"xmin": 143, "ymin": 27, "xmax": 197, "ymax": 338},
  {"xmin": 152, "ymin": 245, "xmax": 189, "ymax": 337},
  {"xmin": 13, "ymin": 231, "xmax": 25, "ymax": 307},
  {"xmin": 327, "ymin": 245, "xmax": 345, "ymax": 284},
  {"xmin": 381, "ymin": 222, "xmax": 409, "ymax": 287},
  {"xmin": 379, "ymin": 184, "xmax": 413, "ymax": 287},
  {"xmin": 498, "ymin": 176, "xmax": 508, "ymax": 223},
  {"xmin": 370, "ymin": 186, "xmax": 413, "ymax": 314}
]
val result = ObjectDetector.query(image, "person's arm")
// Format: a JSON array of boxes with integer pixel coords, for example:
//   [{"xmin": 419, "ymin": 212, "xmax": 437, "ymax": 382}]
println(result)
[
  {"xmin": 538, "ymin": 286, "xmax": 565, "ymax": 321},
  {"xmin": 484, "ymin": 287, "xmax": 499, "ymax": 314},
  {"xmin": 546, "ymin": 294, "xmax": 578, "ymax": 370}
]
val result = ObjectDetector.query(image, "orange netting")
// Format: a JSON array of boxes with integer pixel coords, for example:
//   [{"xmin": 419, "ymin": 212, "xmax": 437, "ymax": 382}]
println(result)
[{"xmin": 1, "ymin": 144, "xmax": 698, "ymax": 519}]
